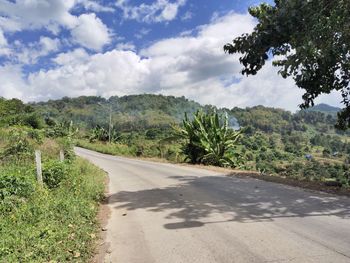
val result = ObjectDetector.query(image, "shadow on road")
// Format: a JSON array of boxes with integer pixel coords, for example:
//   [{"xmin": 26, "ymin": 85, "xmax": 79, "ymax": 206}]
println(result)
[{"xmin": 107, "ymin": 175, "xmax": 350, "ymax": 229}]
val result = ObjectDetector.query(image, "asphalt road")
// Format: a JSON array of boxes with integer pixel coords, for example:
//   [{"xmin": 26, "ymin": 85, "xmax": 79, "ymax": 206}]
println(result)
[{"xmin": 75, "ymin": 147, "xmax": 350, "ymax": 263}]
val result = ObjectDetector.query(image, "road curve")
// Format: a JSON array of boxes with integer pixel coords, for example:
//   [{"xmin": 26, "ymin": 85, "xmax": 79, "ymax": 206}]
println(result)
[{"xmin": 75, "ymin": 147, "xmax": 350, "ymax": 263}]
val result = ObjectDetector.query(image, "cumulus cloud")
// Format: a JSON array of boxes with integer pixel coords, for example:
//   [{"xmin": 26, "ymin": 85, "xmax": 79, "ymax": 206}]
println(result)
[
  {"xmin": 53, "ymin": 48, "xmax": 90, "ymax": 66},
  {"xmin": 0, "ymin": 0, "xmax": 77, "ymax": 33},
  {"xmin": 70, "ymin": 13, "xmax": 111, "ymax": 51},
  {"xmin": 27, "ymin": 50, "xmax": 150, "ymax": 101},
  {"xmin": 0, "ymin": 1, "xmax": 112, "ymax": 51},
  {"xmin": 1, "ymin": 11, "xmax": 342, "ymax": 110},
  {"xmin": 0, "ymin": 65, "xmax": 27, "ymax": 100},
  {"xmin": 13, "ymin": 37, "xmax": 60, "ymax": 64},
  {"xmin": 116, "ymin": 0, "xmax": 186, "ymax": 23}
]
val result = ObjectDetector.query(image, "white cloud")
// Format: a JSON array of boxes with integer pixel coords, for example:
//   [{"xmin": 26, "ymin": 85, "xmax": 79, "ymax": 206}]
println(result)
[
  {"xmin": 14, "ymin": 37, "xmax": 60, "ymax": 64},
  {"xmin": 76, "ymin": 0, "xmax": 114, "ymax": 12},
  {"xmin": 0, "ymin": 1, "xmax": 112, "ymax": 51},
  {"xmin": 27, "ymin": 50, "xmax": 150, "ymax": 101},
  {"xmin": 53, "ymin": 48, "xmax": 89, "ymax": 65},
  {"xmin": 0, "ymin": 28, "xmax": 10, "ymax": 56},
  {"xmin": 0, "ymin": 0, "xmax": 77, "ymax": 33},
  {"xmin": 0, "ymin": 28, "xmax": 7, "ymax": 46},
  {"xmin": 116, "ymin": 0, "xmax": 186, "ymax": 23},
  {"xmin": 39, "ymin": 37, "xmax": 61, "ymax": 53},
  {"xmin": 181, "ymin": 11, "xmax": 193, "ymax": 21},
  {"xmin": 0, "ymin": 65, "xmax": 27, "ymax": 100},
  {"xmin": 116, "ymin": 42, "xmax": 136, "ymax": 51},
  {"xmin": 1, "ymin": 11, "xmax": 342, "ymax": 111},
  {"xmin": 70, "ymin": 13, "xmax": 111, "ymax": 51},
  {"xmin": 135, "ymin": 28, "xmax": 150, "ymax": 39}
]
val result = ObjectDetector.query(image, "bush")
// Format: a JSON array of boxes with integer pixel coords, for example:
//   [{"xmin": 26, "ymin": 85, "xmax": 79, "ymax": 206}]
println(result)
[
  {"xmin": 0, "ymin": 129, "xmax": 34, "ymax": 162},
  {"xmin": 42, "ymin": 160, "xmax": 69, "ymax": 189},
  {"xmin": 22, "ymin": 113, "xmax": 44, "ymax": 129},
  {"xmin": 57, "ymin": 137, "xmax": 76, "ymax": 161},
  {"xmin": 27, "ymin": 129, "xmax": 44, "ymax": 144},
  {"xmin": 0, "ymin": 167, "xmax": 36, "ymax": 214},
  {"xmin": 0, "ymin": 168, "xmax": 36, "ymax": 200}
]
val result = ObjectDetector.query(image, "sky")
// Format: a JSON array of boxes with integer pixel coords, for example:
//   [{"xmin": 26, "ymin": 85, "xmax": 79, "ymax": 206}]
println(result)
[{"xmin": 0, "ymin": 0, "xmax": 342, "ymax": 111}]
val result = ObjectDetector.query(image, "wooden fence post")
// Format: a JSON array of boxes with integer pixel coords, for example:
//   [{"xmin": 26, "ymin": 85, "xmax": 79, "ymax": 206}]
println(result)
[
  {"xmin": 35, "ymin": 150, "xmax": 43, "ymax": 185},
  {"xmin": 59, "ymin": 150, "xmax": 65, "ymax": 162}
]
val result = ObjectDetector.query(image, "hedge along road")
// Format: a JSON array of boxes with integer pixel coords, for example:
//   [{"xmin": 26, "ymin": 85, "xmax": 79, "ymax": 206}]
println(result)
[{"xmin": 75, "ymin": 147, "xmax": 350, "ymax": 263}]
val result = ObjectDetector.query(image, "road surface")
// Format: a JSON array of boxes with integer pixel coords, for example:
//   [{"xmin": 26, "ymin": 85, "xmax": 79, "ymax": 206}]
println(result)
[{"xmin": 75, "ymin": 147, "xmax": 350, "ymax": 263}]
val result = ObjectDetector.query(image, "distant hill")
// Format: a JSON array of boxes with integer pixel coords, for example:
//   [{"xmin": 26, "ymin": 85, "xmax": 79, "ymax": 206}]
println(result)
[
  {"xmin": 305, "ymin": 103, "xmax": 340, "ymax": 116},
  {"xmin": 31, "ymin": 94, "xmax": 205, "ymax": 131},
  {"xmin": 30, "ymin": 95, "xmax": 345, "ymax": 134}
]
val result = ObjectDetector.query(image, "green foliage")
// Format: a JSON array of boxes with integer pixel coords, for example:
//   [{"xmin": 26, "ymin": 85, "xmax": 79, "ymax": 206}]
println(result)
[
  {"xmin": 76, "ymin": 140, "xmax": 138, "ymax": 157},
  {"xmin": 173, "ymin": 110, "xmax": 242, "ymax": 167},
  {"xmin": 0, "ymin": 158, "xmax": 106, "ymax": 262},
  {"xmin": 45, "ymin": 120, "xmax": 78, "ymax": 138},
  {"xmin": 224, "ymin": 0, "xmax": 350, "ymax": 128},
  {"xmin": 22, "ymin": 113, "xmax": 45, "ymax": 129},
  {"xmin": 89, "ymin": 125, "xmax": 121, "ymax": 143},
  {"xmin": 7, "ymin": 94, "xmax": 346, "ymax": 188},
  {"xmin": 0, "ymin": 98, "xmax": 105, "ymax": 261},
  {"xmin": 0, "ymin": 98, "xmax": 44, "ymax": 128},
  {"xmin": 0, "ymin": 166, "xmax": 36, "ymax": 214},
  {"xmin": 42, "ymin": 160, "xmax": 69, "ymax": 189},
  {"xmin": 32, "ymin": 94, "xmax": 201, "ymax": 131},
  {"xmin": 0, "ymin": 129, "xmax": 34, "ymax": 162}
]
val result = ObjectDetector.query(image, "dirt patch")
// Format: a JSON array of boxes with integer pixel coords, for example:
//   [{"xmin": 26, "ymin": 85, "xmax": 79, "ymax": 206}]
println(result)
[{"xmin": 91, "ymin": 173, "xmax": 111, "ymax": 263}]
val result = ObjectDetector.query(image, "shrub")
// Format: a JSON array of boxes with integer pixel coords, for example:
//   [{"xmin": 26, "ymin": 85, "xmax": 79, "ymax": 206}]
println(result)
[
  {"xmin": 27, "ymin": 129, "xmax": 44, "ymax": 144},
  {"xmin": 0, "ymin": 167, "xmax": 36, "ymax": 214},
  {"xmin": 42, "ymin": 160, "xmax": 69, "ymax": 189},
  {"xmin": 0, "ymin": 129, "xmax": 33, "ymax": 162},
  {"xmin": 22, "ymin": 113, "xmax": 44, "ymax": 129},
  {"xmin": 57, "ymin": 137, "xmax": 75, "ymax": 161},
  {"xmin": 0, "ymin": 168, "xmax": 36, "ymax": 200}
]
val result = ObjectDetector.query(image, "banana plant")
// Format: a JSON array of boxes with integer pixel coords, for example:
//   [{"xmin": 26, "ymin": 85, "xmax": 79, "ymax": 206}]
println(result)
[
  {"xmin": 89, "ymin": 125, "xmax": 121, "ymax": 143},
  {"xmin": 168, "ymin": 110, "xmax": 243, "ymax": 167}
]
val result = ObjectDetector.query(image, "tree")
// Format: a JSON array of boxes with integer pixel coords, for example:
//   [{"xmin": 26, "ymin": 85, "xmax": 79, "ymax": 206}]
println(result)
[{"xmin": 224, "ymin": 0, "xmax": 350, "ymax": 129}]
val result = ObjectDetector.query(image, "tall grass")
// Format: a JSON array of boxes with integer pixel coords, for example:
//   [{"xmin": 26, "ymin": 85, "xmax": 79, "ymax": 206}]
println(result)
[{"xmin": 76, "ymin": 139, "xmax": 137, "ymax": 156}]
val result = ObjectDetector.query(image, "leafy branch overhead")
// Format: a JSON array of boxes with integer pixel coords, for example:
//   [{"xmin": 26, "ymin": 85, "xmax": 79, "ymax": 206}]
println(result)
[{"xmin": 224, "ymin": 0, "xmax": 350, "ymax": 129}]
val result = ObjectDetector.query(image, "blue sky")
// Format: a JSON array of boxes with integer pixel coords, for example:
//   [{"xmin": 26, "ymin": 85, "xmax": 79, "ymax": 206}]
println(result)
[{"xmin": 0, "ymin": 0, "xmax": 340, "ymax": 110}]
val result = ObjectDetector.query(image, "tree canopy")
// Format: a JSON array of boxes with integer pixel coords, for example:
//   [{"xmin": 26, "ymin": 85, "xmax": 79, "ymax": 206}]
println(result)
[{"xmin": 224, "ymin": 0, "xmax": 350, "ymax": 129}]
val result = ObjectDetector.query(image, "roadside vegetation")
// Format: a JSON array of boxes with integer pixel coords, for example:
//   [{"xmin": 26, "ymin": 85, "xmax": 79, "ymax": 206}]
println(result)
[
  {"xmin": 39, "ymin": 94, "xmax": 350, "ymax": 189},
  {"xmin": 0, "ymin": 98, "xmax": 105, "ymax": 262}
]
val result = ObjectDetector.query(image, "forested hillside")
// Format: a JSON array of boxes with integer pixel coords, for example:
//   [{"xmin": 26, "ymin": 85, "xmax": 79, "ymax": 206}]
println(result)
[
  {"xmin": 31, "ymin": 94, "xmax": 345, "ymax": 135},
  {"xmin": 32, "ymin": 94, "xmax": 203, "ymax": 131}
]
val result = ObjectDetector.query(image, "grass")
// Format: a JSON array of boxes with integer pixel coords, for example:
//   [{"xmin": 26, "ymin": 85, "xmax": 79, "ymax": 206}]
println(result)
[
  {"xmin": 0, "ymin": 158, "xmax": 106, "ymax": 263},
  {"xmin": 76, "ymin": 139, "xmax": 137, "ymax": 157}
]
